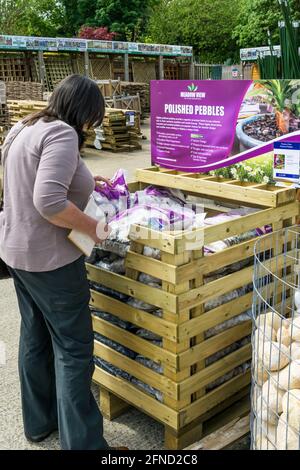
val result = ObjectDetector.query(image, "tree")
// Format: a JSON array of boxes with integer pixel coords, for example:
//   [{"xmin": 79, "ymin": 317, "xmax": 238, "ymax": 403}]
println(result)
[
  {"xmin": 78, "ymin": 26, "xmax": 117, "ymax": 40},
  {"xmin": 234, "ymin": 0, "xmax": 300, "ymax": 48},
  {"xmin": 0, "ymin": 1, "xmax": 29, "ymax": 35},
  {"xmin": 147, "ymin": 0, "xmax": 240, "ymax": 63},
  {"xmin": 23, "ymin": 0, "xmax": 66, "ymax": 37},
  {"xmin": 0, "ymin": 0, "xmax": 65, "ymax": 36},
  {"xmin": 95, "ymin": 0, "xmax": 156, "ymax": 41}
]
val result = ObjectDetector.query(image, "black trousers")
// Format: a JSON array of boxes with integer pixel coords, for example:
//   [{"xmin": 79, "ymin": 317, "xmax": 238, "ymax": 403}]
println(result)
[{"xmin": 8, "ymin": 256, "xmax": 108, "ymax": 450}]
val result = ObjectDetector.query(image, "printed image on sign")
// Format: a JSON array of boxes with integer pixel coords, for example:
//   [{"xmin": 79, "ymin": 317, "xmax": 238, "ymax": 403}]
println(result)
[
  {"xmin": 151, "ymin": 80, "xmax": 300, "ymax": 172},
  {"xmin": 273, "ymin": 142, "xmax": 300, "ymax": 183}
]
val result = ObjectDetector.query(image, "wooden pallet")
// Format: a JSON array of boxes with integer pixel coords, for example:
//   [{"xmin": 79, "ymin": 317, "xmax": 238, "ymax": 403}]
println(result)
[
  {"xmin": 7, "ymin": 100, "xmax": 46, "ymax": 125},
  {"xmin": 99, "ymin": 109, "xmax": 142, "ymax": 152},
  {"xmin": 87, "ymin": 171, "xmax": 298, "ymax": 449},
  {"xmin": 0, "ymin": 126, "xmax": 7, "ymax": 146},
  {"xmin": 101, "ymin": 142, "xmax": 142, "ymax": 152},
  {"xmin": 164, "ymin": 61, "xmax": 179, "ymax": 80}
]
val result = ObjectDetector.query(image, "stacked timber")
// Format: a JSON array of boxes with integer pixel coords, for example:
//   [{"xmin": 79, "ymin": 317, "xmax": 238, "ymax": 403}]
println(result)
[
  {"xmin": 120, "ymin": 82, "xmax": 150, "ymax": 119},
  {"xmin": 0, "ymin": 103, "xmax": 10, "ymax": 129},
  {"xmin": 101, "ymin": 109, "xmax": 142, "ymax": 153},
  {"xmin": 85, "ymin": 128, "xmax": 96, "ymax": 148},
  {"xmin": 0, "ymin": 126, "xmax": 6, "ymax": 147},
  {"xmin": 7, "ymin": 100, "xmax": 46, "ymax": 125}
]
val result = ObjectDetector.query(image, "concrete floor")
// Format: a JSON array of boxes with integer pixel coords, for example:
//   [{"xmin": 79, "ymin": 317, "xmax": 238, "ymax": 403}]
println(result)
[{"xmin": 0, "ymin": 121, "xmax": 167, "ymax": 450}]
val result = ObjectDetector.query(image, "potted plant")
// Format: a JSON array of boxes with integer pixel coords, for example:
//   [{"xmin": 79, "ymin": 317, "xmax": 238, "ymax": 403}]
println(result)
[{"xmin": 236, "ymin": 80, "xmax": 299, "ymax": 150}]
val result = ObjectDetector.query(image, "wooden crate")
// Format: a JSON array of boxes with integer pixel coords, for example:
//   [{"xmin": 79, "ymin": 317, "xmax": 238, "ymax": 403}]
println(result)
[{"xmin": 87, "ymin": 167, "xmax": 298, "ymax": 449}]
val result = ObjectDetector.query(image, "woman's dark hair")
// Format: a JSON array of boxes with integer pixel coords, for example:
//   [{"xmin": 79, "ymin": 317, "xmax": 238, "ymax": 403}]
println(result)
[{"xmin": 23, "ymin": 74, "xmax": 105, "ymax": 149}]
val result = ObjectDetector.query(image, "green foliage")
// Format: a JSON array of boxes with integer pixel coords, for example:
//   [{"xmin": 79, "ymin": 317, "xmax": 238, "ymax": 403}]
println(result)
[
  {"xmin": 234, "ymin": 0, "xmax": 300, "ymax": 48},
  {"xmin": 249, "ymin": 80, "xmax": 298, "ymax": 112},
  {"xmin": 59, "ymin": 0, "xmax": 156, "ymax": 38},
  {"xmin": 212, "ymin": 159, "xmax": 274, "ymax": 184},
  {"xmin": 95, "ymin": 0, "xmax": 156, "ymax": 41},
  {"xmin": 0, "ymin": 0, "xmax": 65, "ymax": 36},
  {"xmin": 146, "ymin": 0, "xmax": 240, "ymax": 63},
  {"xmin": 61, "ymin": 0, "xmax": 98, "ymax": 35}
]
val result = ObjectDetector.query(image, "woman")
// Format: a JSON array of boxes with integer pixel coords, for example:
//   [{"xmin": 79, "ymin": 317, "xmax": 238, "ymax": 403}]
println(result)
[{"xmin": 0, "ymin": 75, "xmax": 125, "ymax": 450}]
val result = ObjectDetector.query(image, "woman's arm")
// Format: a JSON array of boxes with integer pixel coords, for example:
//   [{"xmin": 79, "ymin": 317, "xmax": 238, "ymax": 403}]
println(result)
[
  {"xmin": 47, "ymin": 201, "xmax": 108, "ymax": 243},
  {"xmin": 33, "ymin": 124, "xmax": 109, "ymax": 242}
]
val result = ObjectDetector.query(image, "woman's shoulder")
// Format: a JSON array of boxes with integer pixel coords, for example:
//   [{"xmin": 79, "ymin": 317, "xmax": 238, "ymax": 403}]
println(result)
[
  {"xmin": 37, "ymin": 119, "xmax": 79, "ymax": 148},
  {"xmin": 37, "ymin": 118, "xmax": 77, "ymax": 135}
]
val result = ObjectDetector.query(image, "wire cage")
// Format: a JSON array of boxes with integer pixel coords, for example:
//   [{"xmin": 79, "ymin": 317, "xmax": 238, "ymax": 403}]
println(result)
[{"xmin": 252, "ymin": 226, "xmax": 300, "ymax": 450}]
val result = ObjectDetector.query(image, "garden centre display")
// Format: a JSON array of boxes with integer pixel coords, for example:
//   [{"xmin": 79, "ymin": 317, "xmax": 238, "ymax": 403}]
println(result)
[{"xmin": 83, "ymin": 165, "xmax": 297, "ymax": 449}]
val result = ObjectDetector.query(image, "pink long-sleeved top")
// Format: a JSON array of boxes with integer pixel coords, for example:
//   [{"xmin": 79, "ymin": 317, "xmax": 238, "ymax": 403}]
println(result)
[{"xmin": 0, "ymin": 119, "xmax": 95, "ymax": 272}]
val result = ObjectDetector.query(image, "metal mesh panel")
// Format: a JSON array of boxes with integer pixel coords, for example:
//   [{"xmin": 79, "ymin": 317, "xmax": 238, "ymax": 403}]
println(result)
[{"xmin": 252, "ymin": 226, "xmax": 300, "ymax": 450}]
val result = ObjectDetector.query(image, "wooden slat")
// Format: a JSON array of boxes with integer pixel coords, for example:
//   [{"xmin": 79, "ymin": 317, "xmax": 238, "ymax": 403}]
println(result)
[
  {"xmin": 176, "ymin": 232, "xmax": 291, "ymax": 283},
  {"xmin": 179, "ymin": 266, "xmax": 254, "ymax": 311},
  {"xmin": 185, "ymin": 415, "xmax": 250, "ymax": 450},
  {"xmin": 179, "ymin": 250, "xmax": 295, "ymax": 311},
  {"xmin": 178, "ymin": 292, "xmax": 253, "ymax": 341},
  {"xmin": 87, "ymin": 264, "xmax": 177, "ymax": 313},
  {"xmin": 93, "ymin": 366, "xmax": 179, "ymax": 429},
  {"xmin": 161, "ymin": 252, "xmax": 192, "ymax": 412},
  {"xmin": 90, "ymin": 290, "xmax": 178, "ymax": 341},
  {"xmin": 129, "ymin": 225, "xmax": 177, "ymax": 254},
  {"xmin": 92, "ymin": 315, "xmax": 177, "ymax": 369},
  {"xmin": 178, "ymin": 321, "xmax": 252, "ymax": 370},
  {"xmin": 125, "ymin": 250, "xmax": 177, "ymax": 283},
  {"xmin": 174, "ymin": 202, "xmax": 299, "ymax": 253},
  {"xmin": 164, "ymin": 388, "xmax": 250, "ymax": 450},
  {"xmin": 179, "ymin": 344, "xmax": 251, "ymax": 399},
  {"xmin": 179, "ymin": 372, "xmax": 251, "ymax": 427},
  {"xmin": 94, "ymin": 340, "xmax": 178, "ymax": 400},
  {"xmin": 136, "ymin": 167, "xmax": 296, "ymax": 207}
]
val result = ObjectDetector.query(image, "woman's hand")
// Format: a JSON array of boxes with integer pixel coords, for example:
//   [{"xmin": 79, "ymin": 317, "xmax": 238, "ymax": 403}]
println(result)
[{"xmin": 94, "ymin": 175, "xmax": 112, "ymax": 189}]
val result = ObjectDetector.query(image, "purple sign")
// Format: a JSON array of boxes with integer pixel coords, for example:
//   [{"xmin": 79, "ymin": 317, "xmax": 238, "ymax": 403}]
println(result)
[
  {"xmin": 151, "ymin": 80, "xmax": 252, "ymax": 172},
  {"xmin": 151, "ymin": 80, "xmax": 300, "ymax": 172}
]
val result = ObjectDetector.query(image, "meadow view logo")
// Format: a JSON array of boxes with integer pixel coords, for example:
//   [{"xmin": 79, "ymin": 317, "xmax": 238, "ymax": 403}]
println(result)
[
  {"xmin": 188, "ymin": 83, "xmax": 198, "ymax": 92},
  {"xmin": 181, "ymin": 83, "xmax": 206, "ymax": 99}
]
